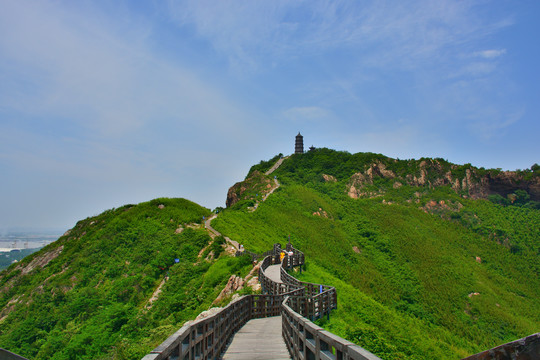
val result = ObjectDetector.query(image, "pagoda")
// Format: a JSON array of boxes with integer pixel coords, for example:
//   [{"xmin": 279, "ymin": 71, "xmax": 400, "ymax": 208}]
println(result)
[{"xmin": 295, "ymin": 133, "xmax": 304, "ymax": 154}]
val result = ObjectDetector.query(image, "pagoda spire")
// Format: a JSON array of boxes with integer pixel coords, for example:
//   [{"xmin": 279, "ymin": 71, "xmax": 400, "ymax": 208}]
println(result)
[{"xmin": 295, "ymin": 132, "xmax": 304, "ymax": 154}]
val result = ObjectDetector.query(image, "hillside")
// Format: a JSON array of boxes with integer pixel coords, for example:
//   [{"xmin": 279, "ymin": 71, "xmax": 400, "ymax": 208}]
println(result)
[
  {"xmin": 1, "ymin": 249, "xmax": 41, "ymax": 271},
  {"xmin": 0, "ymin": 198, "xmax": 253, "ymax": 360},
  {"xmin": 213, "ymin": 149, "xmax": 540, "ymax": 359}
]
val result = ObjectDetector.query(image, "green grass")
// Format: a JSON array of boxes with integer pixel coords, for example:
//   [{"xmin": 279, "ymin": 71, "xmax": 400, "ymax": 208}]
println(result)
[
  {"xmin": 0, "ymin": 198, "xmax": 253, "ymax": 360},
  {"xmin": 1, "ymin": 149, "xmax": 538, "ymax": 360},
  {"xmin": 213, "ymin": 180, "xmax": 540, "ymax": 359}
]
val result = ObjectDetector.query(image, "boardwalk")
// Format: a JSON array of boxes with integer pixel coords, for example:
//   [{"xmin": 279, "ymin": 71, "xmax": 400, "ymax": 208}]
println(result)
[
  {"xmin": 221, "ymin": 264, "xmax": 288, "ymax": 359},
  {"xmin": 221, "ymin": 316, "xmax": 291, "ymax": 360},
  {"xmin": 265, "ymin": 264, "xmax": 282, "ymax": 283}
]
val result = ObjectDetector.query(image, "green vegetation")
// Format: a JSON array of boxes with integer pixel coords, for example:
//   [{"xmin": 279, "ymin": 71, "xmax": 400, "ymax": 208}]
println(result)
[
  {"xmin": 1, "ymin": 149, "xmax": 538, "ymax": 359},
  {"xmin": 0, "ymin": 198, "xmax": 252, "ymax": 360},
  {"xmin": 488, "ymin": 190, "xmax": 540, "ymax": 209},
  {"xmin": 246, "ymin": 153, "xmax": 284, "ymax": 177},
  {"xmin": 213, "ymin": 150, "xmax": 540, "ymax": 359},
  {"xmin": 0, "ymin": 248, "xmax": 41, "ymax": 271}
]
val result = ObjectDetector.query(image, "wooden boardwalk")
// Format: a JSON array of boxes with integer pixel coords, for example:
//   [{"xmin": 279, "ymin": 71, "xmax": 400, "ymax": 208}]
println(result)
[
  {"xmin": 265, "ymin": 264, "xmax": 282, "ymax": 283},
  {"xmin": 221, "ymin": 265, "xmax": 289, "ymax": 359},
  {"xmin": 221, "ymin": 316, "xmax": 291, "ymax": 359}
]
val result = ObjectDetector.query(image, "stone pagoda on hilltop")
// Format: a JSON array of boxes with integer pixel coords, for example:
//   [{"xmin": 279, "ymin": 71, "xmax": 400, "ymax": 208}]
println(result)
[{"xmin": 295, "ymin": 132, "xmax": 304, "ymax": 154}]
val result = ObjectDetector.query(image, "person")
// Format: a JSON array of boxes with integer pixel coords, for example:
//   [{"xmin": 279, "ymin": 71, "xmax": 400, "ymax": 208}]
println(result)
[
  {"xmin": 239, "ymin": 244, "xmax": 244, "ymax": 252},
  {"xmin": 288, "ymin": 250, "xmax": 293, "ymax": 257},
  {"xmin": 280, "ymin": 251, "xmax": 285, "ymax": 262}
]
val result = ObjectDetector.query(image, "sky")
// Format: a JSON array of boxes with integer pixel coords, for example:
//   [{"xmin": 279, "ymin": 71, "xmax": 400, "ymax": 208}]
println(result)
[{"xmin": 1, "ymin": 0, "xmax": 539, "ymax": 231}]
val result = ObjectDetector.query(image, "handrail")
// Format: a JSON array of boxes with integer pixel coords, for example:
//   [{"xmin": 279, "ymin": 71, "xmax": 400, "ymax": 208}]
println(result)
[
  {"xmin": 257, "ymin": 246, "xmax": 380, "ymax": 360},
  {"xmin": 258, "ymin": 247, "xmax": 336, "ymax": 321},
  {"xmin": 282, "ymin": 300, "xmax": 382, "ymax": 360},
  {"xmin": 141, "ymin": 293, "xmax": 284, "ymax": 360},
  {"xmin": 142, "ymin": 243, "xmax": 380, "ymax": 360},
  {"xmin": 0, "ymin": 348, "xmax": 30, "ymax": 360},
  {"xmin": 141, "ymin": 296, "xmax": 251, "ymax": 360}
]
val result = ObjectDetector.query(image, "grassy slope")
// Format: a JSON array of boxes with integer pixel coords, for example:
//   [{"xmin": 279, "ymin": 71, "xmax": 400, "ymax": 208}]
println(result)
[
  {"xmin": 212, "ymin": 152, "xmax": 539, "ymax": 360},
  {"xmin": 0, "ymin": 198, "xmax": 252, "ymax": 360}
]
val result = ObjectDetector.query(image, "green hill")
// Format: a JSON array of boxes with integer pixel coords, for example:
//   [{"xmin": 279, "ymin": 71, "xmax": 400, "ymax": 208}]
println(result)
[
  {"xmin": 1, "ymin": 150, "xmax": 538, "ymax": 360},
  {"xmin": 0, "ymin": 198, "xmax": 252, "ymax": 360},
  {"xmin": 213, "ymin": 149, "xmax": 540, "ymax": 359}
]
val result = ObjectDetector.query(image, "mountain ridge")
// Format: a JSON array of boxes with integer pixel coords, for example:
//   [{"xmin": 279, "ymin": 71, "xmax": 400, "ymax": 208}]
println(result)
[
  {"xmin": 1, "ymin": 149, "xmax": 538, "ymax": 360},
  {"xmin": 214, "ymin": 148, "xmax": 539, "ymax": 359},
  {"xmin": 228, "ymin": 149, "xmax": 540, "ymax": 208}
]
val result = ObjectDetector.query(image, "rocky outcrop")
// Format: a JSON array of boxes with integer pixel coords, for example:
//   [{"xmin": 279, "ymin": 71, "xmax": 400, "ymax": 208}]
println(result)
[
  {"xmin": 226, "ymin": 171, "xmax": 274, "ymax": 207},
  {"xmin": 322, "ymin": 174, "xmax": 337, "ymax": 182},
  {"xmin": 212, "ymin": 261, "xmax": 262, "ymax": 304},
  {"xmin": 346, "ymin": 159, "xmax": 540, "ymax": 201},
  {"xmin": 213, "ymin": 275, "xmax": 245, "ymax": 304},
  {"xmin": 17, "ymin": 245, "xmax": 63, "ymax": 276},
  {"xmin": 487, "ymin": 172, "xmax": 540, "ymax": 201}
]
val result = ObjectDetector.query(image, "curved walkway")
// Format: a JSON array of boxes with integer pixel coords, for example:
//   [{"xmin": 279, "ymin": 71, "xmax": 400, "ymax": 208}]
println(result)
[
  {"xmin": 221, "ymin": 316, "xmax": 290, "ymax": 359},
  {"xmin": 221, "ymin": 266, "xmax": 287, "ymax": 359},
  {"xmin": 264, "ymin": 264, "xmax": 282, "ymax": 283}
]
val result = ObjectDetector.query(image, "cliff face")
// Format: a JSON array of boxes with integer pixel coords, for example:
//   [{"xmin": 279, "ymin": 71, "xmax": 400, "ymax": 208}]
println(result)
[
  {"xmin": 229, "ymin": 154, "xmax": 539, "ymax": 207},
  {"xmin": 346, "ymin": 159, "xmax": 540, "ymax": 202},
  {"xmin": 487, "ymin": 172, "xmax": 540, "ymax": 201},
  {"xmin": 226, "ymin": 171, "xmax": 274, "ymax": 208}
]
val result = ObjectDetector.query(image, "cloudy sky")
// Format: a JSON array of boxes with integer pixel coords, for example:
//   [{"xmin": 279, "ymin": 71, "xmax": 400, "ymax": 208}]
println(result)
[{"xmin": 1, "ymin": 0, "xmax": 539, "ymax": 231}]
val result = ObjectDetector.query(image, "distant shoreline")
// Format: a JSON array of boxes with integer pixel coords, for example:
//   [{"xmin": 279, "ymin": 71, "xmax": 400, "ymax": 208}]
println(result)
[
  {"xmin": 0, "ymin": 231, "xmax": 60, "ymax": 253},
  {"xmin": 0, "ymin": 247, "xmax": 42, "ymax": 252}
]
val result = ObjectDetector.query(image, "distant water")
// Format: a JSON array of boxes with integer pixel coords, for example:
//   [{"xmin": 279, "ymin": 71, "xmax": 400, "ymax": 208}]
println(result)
[{"xmin": 0, "ymin": 231, "xmax": 61, "ymax": 252}]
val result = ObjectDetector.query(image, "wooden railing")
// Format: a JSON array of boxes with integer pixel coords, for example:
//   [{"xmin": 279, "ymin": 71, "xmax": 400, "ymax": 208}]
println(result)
[
  {"xmin": 141, "ymin": 293, "xmax": 286, "ymax": 360},
  {"xmin": 258, "ymin": 247, "xmax": 336, "ymax": 321},
  {"xmin": 282, "ymin": 301, "xmax": 382, "ymax": 360},
  {"xmin": 462, "ymin": 332, "xmax": 540, "ymax": 360},
  {"xmin": 0, "ymin": 348, "xmax": 29, "ymax": 360},
  {"xmin": 141, "ymin": 295, "xmax": 250, "ymax": 360},
  {"xmin": 142, "ymin": 243, "xmax": 380, "ymax": 360},
  {"xmin": 257, "ymin": 245, "xmax": 380, "ymax": 360}
]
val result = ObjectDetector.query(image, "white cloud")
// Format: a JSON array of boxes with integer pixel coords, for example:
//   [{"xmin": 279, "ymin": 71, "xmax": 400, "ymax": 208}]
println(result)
[
  {"xmin": 0, "ymin": 0, "xmax": 250, "ymax": 139},
  {"xmin": 283, "ymin": 106, "xmax": 332, "ymax": 123},
  {"xmin": 474, "ymin": 49, "xmax": 507, "ymax": 59},
  {"xmin": 166, "ymin": 0, "xmax": 512, "ymax": 71}
]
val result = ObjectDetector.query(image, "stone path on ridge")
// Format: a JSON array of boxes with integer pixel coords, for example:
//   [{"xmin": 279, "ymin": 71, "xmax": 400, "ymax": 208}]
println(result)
[{"xmin": 265, "ymin": 156, "xmax": 288, "ymax": 175}]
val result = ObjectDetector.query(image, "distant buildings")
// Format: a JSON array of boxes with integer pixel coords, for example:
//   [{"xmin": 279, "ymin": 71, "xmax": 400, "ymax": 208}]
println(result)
[{"xmin": 295, "ymin": 133, "xmax": 316, "ymax": 154}]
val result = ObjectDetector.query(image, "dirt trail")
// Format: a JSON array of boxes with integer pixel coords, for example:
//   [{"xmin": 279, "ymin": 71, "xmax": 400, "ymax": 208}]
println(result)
[{"xmin": 205, "ymin": 215, "xmax": 240, "ymax": 251}]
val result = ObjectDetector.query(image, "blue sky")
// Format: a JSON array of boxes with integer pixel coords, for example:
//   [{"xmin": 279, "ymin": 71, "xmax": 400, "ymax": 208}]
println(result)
[{"xmin": 1, "ymin": 0, "xmax": 539, "ymax": 231}]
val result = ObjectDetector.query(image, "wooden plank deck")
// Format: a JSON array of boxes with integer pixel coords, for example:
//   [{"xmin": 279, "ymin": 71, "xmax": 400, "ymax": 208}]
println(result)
[
  {"xmin": 221, "ymin": 316, "xmax": 291, "ymax": 359},
  {"xmin": 265, "ymin": 264, "xmax": 283, "ymax": 283}
]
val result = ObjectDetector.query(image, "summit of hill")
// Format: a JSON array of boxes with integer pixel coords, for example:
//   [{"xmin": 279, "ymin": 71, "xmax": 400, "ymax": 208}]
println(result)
[{"xmin": 215, "ymin": 148, "xmax": 540, "ymax": 359}]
